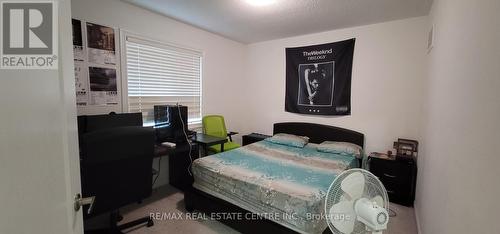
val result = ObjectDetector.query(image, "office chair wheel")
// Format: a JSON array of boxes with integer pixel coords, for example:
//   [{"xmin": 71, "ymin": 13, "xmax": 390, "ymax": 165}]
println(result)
[{"xmin": 147, "ymin": 219, "xmax": 154, "ymax": 227}]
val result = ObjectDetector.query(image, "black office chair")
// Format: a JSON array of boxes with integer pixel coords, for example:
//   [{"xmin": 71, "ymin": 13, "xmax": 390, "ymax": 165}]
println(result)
[{"xmin": 78, "ymin": 113, "xmax": 155, "ymax": 233}]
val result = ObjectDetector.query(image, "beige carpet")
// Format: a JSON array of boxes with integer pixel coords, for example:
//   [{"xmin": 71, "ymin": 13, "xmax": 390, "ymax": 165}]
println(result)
[{"xmin": 119, "ymin": 185, "xmax": 418, "ymax": 234}]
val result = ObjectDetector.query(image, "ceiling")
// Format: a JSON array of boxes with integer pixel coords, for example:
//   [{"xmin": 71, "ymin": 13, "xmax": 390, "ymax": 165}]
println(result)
[{"xmin": 123, "ymin": 0, "xmax": 433, "ymax": 44}]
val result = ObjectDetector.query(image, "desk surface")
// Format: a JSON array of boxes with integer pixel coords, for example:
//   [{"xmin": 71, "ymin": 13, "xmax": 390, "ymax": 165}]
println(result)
[
  {"xmin": 191, "ymin": 133, "xmax": 227, "ymax": 146},
  {"xmin": 154, "ymin": 144, "xmax": 175, "ymax": 157}
]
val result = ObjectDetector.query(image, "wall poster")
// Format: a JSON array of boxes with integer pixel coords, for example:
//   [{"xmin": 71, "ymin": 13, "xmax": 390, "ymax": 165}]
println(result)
[
  {"xmin": 285, "ymin": 39, "xmax": 355, "ymax": 116},
  {"xmin": 72, "ymin": 18, "xmax": 120, "ymax": 107},
  {"xmin": 72, "ymin": 18, "xmax": 88, "ymax": 106}
]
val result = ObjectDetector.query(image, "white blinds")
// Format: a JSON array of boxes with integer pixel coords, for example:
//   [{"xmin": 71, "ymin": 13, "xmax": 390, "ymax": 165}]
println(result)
[{"xmin": 125, "ymin": 36, "xmax": 202, "ymax": 125}]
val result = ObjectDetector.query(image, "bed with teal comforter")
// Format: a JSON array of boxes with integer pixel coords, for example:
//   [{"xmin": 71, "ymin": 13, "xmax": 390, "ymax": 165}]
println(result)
[{"xmin": 192, "ymin": 140, "xmax": 359, "ymax": 234}]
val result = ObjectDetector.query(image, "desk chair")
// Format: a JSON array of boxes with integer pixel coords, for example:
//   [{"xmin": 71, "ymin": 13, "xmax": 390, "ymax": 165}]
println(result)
[
  {"xmin": 78, "ymin": 113, "xmax": 154, "ymax": 233},
  {"xmin": 202, "ymin": 115, "xmax": 240, "ymax": 153}
]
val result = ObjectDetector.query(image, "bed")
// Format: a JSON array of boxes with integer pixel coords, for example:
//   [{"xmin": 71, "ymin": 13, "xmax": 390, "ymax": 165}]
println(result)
[{"xmin": 184, "ymin": 122, "xmax": 364, "ymax": 234}]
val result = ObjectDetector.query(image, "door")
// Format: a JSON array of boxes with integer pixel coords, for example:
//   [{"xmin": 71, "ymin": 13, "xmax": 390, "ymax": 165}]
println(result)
[{"xmin": 0, "ymin": 0, "xmax": 84, "ymax": 233}]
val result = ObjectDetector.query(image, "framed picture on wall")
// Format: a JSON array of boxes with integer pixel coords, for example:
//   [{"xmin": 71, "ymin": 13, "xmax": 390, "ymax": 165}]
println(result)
[{"xmin": 394, "ymin": 138, "xmax": 418, "ymax": 157}]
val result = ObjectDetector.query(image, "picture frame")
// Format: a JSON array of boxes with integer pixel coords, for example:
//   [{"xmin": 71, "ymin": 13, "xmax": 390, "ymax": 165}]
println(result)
[{"xmin": 395, "ymin": 138, "xmax": 418, "ymax": 157}]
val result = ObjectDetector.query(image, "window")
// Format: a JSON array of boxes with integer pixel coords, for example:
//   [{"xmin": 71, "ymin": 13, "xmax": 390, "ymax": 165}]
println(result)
[{"xmin": 125, "ymin": 36, "xmax": 202, "ymax": 125}]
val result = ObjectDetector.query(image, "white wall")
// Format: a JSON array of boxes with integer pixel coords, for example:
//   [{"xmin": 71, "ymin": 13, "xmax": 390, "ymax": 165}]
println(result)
[
  {"xmin": 415, "ymin": 0, "xmax": 500, "ymax": 233},
  {"xmin": 240, "ymin": 17, "xmax": 428, "ymax": 153},
  {"xmin": 71, "ymin": 0, "xmax": 247, "ymax": 187}
]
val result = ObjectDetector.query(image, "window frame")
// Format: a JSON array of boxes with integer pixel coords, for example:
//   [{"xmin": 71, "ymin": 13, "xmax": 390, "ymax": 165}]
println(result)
[{"xmin": 120, "ymin": 30, "xmax": 204, "ymax": 126}]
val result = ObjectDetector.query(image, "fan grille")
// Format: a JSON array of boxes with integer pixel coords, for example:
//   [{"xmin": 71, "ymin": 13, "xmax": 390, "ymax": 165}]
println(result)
[{"xmin": 324, "ymin": 169, "xmax": 388, "ymax": 234}]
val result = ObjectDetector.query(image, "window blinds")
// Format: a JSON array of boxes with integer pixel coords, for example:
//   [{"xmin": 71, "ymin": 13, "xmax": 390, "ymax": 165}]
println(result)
[{"xmin": 125, "ymin": 36, "xmax": 202, "ymax": 125}]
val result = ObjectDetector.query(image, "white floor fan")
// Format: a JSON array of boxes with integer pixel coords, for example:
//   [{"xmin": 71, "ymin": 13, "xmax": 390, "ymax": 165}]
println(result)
[{"xmin": 325, "ymin": 169, "xmax": 389, "ymax": 234}]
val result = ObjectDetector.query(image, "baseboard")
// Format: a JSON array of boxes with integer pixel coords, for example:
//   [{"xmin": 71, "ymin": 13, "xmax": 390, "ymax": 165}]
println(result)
[{"xmin": 414, "ymin": 204, "xmax": 422, "ymax": 234}]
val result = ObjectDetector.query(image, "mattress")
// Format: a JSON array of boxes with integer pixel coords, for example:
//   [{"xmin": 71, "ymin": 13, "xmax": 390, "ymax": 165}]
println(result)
[{"xmin": 192, "ymin": 140, "xmax": 358, "ymax": 234}]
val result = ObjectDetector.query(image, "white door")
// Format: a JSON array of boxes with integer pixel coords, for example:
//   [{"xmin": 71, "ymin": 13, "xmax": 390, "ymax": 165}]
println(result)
[{"xmin": 0, "ymin": 0, "xmax": 84, "ymax": 233}]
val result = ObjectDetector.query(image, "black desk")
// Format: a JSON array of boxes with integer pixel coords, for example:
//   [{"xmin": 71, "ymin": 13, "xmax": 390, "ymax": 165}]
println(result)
[
  {"xmin": 191, "ymin": 133, "xmax": 227, "ymax": 156},
  {"xmin": 154, "ymin": 144, "xmax": 175, "ymax": 158},
  {"xmin": 154, "ymin": 142, "xmax": 200, "ymax": 191},
  {"xmin": 169, "ymin": 143, "xmax": 199, "ymax": 191}
]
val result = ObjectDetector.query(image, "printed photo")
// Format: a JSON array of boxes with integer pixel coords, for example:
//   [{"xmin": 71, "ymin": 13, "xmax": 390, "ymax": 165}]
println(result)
[
  {"xmin": 297, "ymin": 62, "xmax": 334, "ymax": 106},
  {"xmin": 86, "ymin": 23, "xmax": 115, "ymax": 51},
  {"xmin": 89, "ymin": 67, "xmax": 117, "ymax": 91}
]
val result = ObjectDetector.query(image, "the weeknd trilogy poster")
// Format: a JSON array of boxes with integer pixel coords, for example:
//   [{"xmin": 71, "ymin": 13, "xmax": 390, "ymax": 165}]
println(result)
[{"xmin": 285, "ymin": 39, "xmax": 355, "ymax": 115}]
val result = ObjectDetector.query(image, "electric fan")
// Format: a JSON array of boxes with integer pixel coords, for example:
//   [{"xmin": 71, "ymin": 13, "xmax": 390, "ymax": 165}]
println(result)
[{"xmin": 325, "ymin": 169, "xmax": 389, "ymax": 234}]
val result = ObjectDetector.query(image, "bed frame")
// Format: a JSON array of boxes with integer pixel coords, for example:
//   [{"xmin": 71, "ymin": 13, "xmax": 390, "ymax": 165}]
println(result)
[{"xmin": 184, "ymin": 122, "xmax": 364, "ymax": 234}]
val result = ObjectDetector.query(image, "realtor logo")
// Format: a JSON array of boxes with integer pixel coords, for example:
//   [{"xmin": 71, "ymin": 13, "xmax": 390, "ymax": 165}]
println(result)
[{"xmin": 1, "ymin": 1, "xmax": 58, "ymax": 69}]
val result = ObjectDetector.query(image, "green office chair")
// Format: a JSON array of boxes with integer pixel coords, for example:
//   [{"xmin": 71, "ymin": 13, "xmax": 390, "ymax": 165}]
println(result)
[{"xmin": 202, "ymin": 115, "xmax": 240, "ymax": 153}]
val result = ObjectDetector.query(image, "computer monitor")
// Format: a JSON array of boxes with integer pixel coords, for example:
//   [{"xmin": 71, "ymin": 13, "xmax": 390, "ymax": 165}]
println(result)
[{"xmin": 154, "ymin": 105, "xmax": 188, "ymax": 144}]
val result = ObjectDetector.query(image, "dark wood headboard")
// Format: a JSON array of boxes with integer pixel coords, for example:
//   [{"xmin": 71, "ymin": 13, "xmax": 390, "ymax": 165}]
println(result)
[{"xmin": 273, "ymin": 122, "xmax": 364, "ymax": 148}]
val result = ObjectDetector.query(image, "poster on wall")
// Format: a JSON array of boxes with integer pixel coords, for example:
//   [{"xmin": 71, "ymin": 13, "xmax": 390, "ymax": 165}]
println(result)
[
  {"xmin": 74, "ymin": 61, "xmax": 89, "ymax": 106},
  {"xmin": 285, "ymin": 39, "xmax": 355, "ymax": 116},
  {"xmin": 86, "ymin": 23, "xmax": 117, "ymax": 65},
  {"xmin": 89, "ymin": 67, "xmax": 119, "ymax": 105},
  {"xmin": 72, "ymin": 19, "xmax": 85, "ymax": 61}
]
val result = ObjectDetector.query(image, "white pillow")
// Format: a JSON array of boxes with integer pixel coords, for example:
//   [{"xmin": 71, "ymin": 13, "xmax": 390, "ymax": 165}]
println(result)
[
  {"xmin": 264, "ymin": 133, "xmax": 309, "ymax": 148},
  {"xmin": 317, "ymin": 141, "xmax": 363, "ymax": 158}
]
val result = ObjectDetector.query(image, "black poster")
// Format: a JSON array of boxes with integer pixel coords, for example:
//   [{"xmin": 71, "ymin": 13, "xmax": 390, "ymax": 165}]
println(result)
[{"xmin": 285, "ymin": 39, "xmax": 355, "ymax": 115}]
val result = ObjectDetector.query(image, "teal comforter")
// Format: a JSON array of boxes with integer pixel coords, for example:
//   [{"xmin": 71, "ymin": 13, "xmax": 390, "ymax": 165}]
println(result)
[{"xmin": 192, "ymin": 140, "xmax": 358, "ymax": 234}]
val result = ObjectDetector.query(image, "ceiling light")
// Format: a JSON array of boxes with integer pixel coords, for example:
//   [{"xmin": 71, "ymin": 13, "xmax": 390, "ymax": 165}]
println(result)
[{"xmin": 245, "ymin": 0, "xmax": 276, "ymax": 7}]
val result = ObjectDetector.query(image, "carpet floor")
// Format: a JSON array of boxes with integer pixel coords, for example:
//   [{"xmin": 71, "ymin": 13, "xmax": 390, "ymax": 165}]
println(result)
[{"xmin": 114, "ymin": 185, "xmax": 418, "ymax": 234}]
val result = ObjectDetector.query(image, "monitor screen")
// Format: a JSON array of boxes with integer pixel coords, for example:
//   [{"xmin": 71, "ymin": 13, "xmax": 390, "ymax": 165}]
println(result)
[{"xmin": 154, "ymin": 105, "xmax": 188, "ymax": 144}]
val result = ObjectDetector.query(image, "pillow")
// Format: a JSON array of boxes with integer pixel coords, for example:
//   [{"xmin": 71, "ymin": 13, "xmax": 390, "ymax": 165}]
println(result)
[
  {"xmin": 264, "ymin": 133, "xmax": 309, "ymax": 148},
  {"xmin": 317, "ymin": 141, "xmax": 363, "ymax": 158}
]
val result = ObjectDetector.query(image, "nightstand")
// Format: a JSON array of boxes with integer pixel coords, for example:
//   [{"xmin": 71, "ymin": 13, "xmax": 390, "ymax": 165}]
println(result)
[
  {"xmin": 368, "ymin": 154, "xmax": 417, "ymax": 207},
  {"xmin": 242, "ymin": 133, "xmax": 271, "ymax": 146}
]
